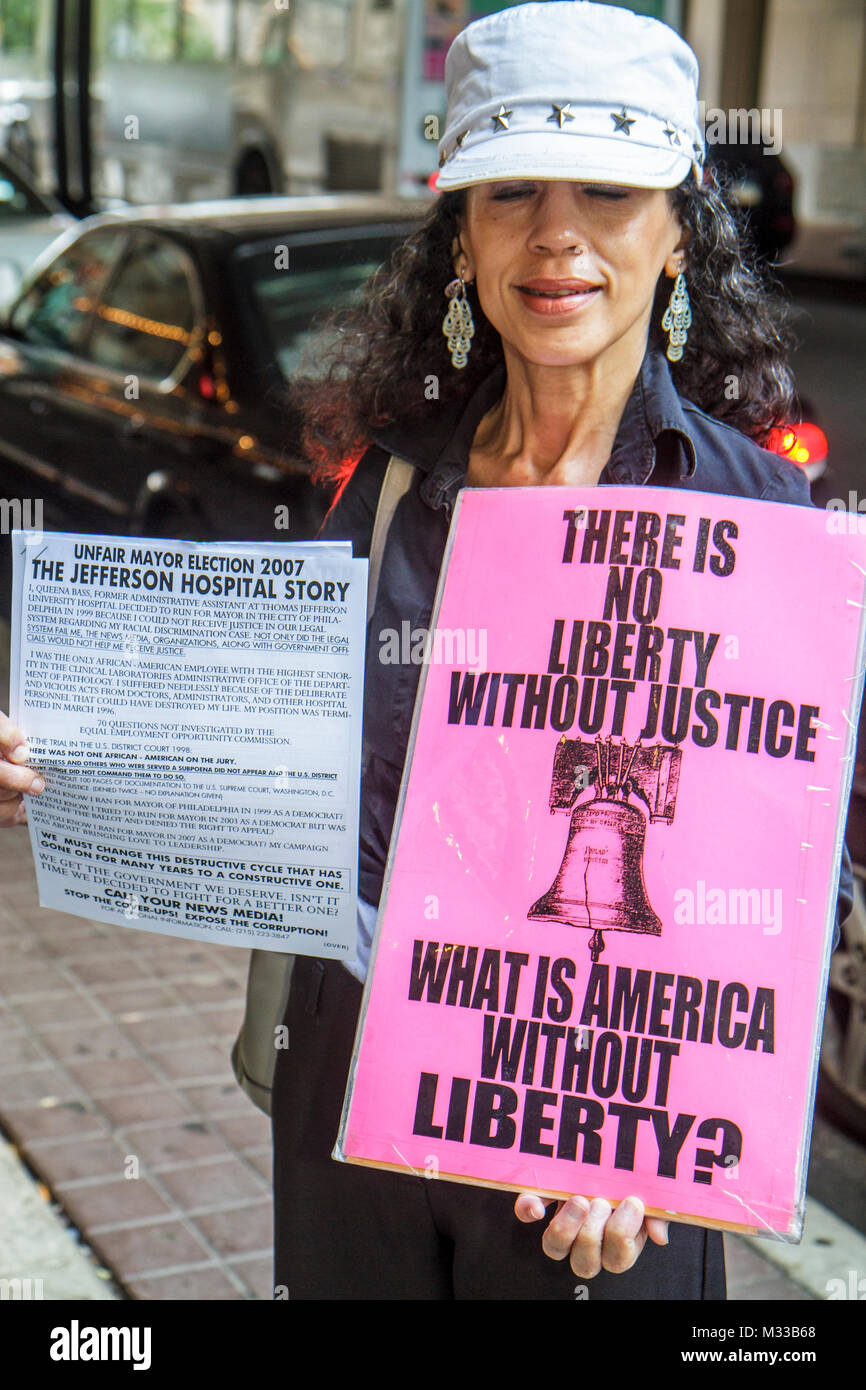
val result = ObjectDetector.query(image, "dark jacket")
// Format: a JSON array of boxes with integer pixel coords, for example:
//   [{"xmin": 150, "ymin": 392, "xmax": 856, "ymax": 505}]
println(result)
[
  {"xmin": 231, "ymin": 343, "xmax": 854, "ymax": 1113},
  {"xmin": 318, "ymin": 343, "xmax": 854, "ymax": 926}
]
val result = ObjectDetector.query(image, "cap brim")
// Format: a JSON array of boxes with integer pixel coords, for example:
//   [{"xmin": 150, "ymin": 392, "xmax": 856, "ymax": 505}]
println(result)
[{"xmin": 435, "ymin": 130, "xmax": 693, "ymax": 192}]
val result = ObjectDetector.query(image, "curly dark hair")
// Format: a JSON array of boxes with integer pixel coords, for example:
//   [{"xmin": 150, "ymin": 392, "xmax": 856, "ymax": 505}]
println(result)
[{"xmin": 290, "ymin": 166, "xmax": 799, "ymax": 487}]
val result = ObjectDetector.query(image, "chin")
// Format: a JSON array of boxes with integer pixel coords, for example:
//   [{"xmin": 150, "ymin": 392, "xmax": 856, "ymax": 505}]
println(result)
[{"xmin": 509, "ymin": 338, "xmax": 607, "ymax": 370}]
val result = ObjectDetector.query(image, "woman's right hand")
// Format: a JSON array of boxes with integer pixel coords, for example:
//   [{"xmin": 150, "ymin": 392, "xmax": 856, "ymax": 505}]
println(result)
[{"xmin": 0, "ymin": 713, "xmax": 44, "ymax": 826}]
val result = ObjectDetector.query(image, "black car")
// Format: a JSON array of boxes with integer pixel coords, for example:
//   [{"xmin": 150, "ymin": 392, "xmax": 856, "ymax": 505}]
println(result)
[{"xmin": 0, "ymin": 195, "xmax": 430, "ymax": 545}]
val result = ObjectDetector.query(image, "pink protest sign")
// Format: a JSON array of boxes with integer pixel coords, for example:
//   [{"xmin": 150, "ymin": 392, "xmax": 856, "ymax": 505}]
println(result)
[{"xmin": 337, "ymin": 485, "xmax": 866, "ymax": 1237}]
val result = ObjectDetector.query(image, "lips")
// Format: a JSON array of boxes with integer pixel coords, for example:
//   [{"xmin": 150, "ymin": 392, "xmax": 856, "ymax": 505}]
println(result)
[
  {"xmin": 517, "ymin": 278, "xmax": 602, "ymax": 296},
  {"xmin": 514, "ymin": 277, "xmax": 602, "ymax": 316}
]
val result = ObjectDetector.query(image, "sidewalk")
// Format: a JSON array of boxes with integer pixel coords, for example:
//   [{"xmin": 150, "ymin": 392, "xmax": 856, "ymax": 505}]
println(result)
[{"xmin": 0, "ymin": 838, "xmax": 273, "ymax": 1299}]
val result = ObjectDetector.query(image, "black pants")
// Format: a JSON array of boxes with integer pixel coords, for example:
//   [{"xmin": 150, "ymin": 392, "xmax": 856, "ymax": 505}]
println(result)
[{"xmin": 272, "ymin": 956, "xmax": 727, "ymax": 1301}]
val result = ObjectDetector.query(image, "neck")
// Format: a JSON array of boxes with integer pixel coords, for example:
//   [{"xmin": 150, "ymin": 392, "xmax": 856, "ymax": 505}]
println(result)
[{"xmin": 469, "ymin": 332, "xmax": 649, "ymax": 488}]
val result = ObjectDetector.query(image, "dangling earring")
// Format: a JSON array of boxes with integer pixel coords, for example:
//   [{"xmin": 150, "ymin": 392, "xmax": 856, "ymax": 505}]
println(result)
[
  {"xmin": 443, "ymin": 271, "xmax": 475, "ymax": 369},
  {"xmin": 662, "ymin": 270, "xmax": 690, "ymax": 362}
]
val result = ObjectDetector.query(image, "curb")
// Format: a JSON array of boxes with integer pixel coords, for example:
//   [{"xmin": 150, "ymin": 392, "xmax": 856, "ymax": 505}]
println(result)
[{"xmin": 0, "ymin": 1132, "xmax": 122, "ymax": 1300}]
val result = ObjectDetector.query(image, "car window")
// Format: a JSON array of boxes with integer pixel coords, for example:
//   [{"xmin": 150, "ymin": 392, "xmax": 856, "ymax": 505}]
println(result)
[
  {"xmin": 235, "ymin": 230, "xmax": 414, "ymax": 381},
  {"xmin": 85, "ymin": 231, "xmax": 200, "ymax": 383},
  {"xmin": 9, "ymin": 229, "xmax": 126, "ymax": 351}
]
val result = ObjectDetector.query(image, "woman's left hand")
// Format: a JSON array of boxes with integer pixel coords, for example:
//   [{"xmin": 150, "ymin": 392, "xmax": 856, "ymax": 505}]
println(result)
[{"xmin": 514, "ymin": 1192, "xmax": 669, "ymax": 1277}]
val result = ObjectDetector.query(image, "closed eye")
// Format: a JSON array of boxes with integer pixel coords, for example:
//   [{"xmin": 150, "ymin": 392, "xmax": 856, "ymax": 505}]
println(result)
[
  {"xmin": 490, "ymin": 185, "xmax": 535, "ymax": 201},
  {"xmin": 490, "ymin": 183, "xmax": 631, "ymax": 202}
]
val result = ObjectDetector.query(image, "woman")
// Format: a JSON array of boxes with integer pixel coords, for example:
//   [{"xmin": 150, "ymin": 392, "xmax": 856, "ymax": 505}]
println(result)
[
  {"xmin": 264, "ymin": 2, "xmax": 851, "ymax": 1301},
  {"xmin": 0, "ymin": 2, "xmax": 851, "ymax": 1300}
]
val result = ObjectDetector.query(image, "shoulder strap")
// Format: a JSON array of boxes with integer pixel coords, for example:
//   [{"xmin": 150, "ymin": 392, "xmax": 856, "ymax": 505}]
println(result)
[
  {"xmin": 362, "ymin": 454, "xmax": 418, "ymax": 778},
  {"xmin": 367, "ymin": 454, "xmax": 417, "ymax": 623}
]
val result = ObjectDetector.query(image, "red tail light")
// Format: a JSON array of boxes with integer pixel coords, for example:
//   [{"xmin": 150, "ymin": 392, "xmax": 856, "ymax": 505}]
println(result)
[{"xmin": 766, "ymin": 421, "xmax": 828, "ymax": 468}]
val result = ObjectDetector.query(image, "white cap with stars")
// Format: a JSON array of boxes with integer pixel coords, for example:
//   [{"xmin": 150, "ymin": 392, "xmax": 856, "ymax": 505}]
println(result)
[{"xmin": 435, "ymin": 1, "xmax": 704, "ymax": 192}]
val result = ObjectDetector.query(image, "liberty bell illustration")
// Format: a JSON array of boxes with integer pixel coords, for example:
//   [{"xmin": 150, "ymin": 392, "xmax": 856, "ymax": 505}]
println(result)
[{"xmin": 528, "ymin": 734, "xmax": 681, "ymax": 962}]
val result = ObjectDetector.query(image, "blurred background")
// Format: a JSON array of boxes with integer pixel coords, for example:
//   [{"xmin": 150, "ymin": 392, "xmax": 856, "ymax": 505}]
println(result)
[{"xmin": 0, "ymin": 0, "xmax": 863, "ymax": 1302}]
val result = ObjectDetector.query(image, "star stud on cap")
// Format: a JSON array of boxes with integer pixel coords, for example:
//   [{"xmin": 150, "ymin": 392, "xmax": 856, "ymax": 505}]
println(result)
[
  {"xmin": 610, "ymin": 108, "xmax": 635, "ymax": 135},
  {"xmin": 491, "ymin": 105, "xmax": 513, "ymax": 131},
  {"xmin": 548, "ymin": 102, "xmax": 576, "ymax": 128}
]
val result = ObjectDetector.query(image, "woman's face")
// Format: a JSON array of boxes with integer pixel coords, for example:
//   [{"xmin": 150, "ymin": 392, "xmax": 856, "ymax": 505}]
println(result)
[{"xmin": 456, "ymin": 179, "xmax": 687, "ymax": 370}]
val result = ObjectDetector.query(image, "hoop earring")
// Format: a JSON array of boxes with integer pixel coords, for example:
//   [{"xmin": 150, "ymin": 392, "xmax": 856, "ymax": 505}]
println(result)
[
  {"xmin": 662, "ymin": 270, "xmax": 690, "ymax": 362},
  {"xmin": 443, "ymin": 272, "xmax": 475, "ymax": 369}
]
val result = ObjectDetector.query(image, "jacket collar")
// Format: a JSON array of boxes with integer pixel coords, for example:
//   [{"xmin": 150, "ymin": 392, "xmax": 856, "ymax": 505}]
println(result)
[{"xmin": 369, "ymin": 342, "xmax": 698, "ymax": 510}]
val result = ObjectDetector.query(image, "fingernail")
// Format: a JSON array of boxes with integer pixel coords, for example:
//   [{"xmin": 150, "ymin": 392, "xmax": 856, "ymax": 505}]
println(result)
[
  {"xmin": 30, "ymin": 777, "xmax": 45, "ymax": 793},
  {"xmin": 527, "ymin": 1197, "xmax": 546, "ymax": 1219},
  {"xmin": 9, "ymin": 744, "xmax": 29, "ymax": 764}
]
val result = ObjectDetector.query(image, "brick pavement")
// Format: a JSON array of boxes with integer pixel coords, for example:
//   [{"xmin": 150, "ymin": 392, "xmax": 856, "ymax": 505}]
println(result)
[{"xmin": 0, "ymin": 836, "xmax": 272, "ymax": 1300}]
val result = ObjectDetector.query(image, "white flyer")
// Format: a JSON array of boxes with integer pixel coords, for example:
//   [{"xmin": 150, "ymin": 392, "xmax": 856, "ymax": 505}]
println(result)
[{"xmin": 10, "ymin": 529, "xmax": 367, "ymax": 958}]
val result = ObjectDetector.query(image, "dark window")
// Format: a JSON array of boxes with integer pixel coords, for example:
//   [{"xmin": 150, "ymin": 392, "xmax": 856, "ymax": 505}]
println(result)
[{"xmin": 234, "ymin": 228, "xmax": 415, "ymax": 381}]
